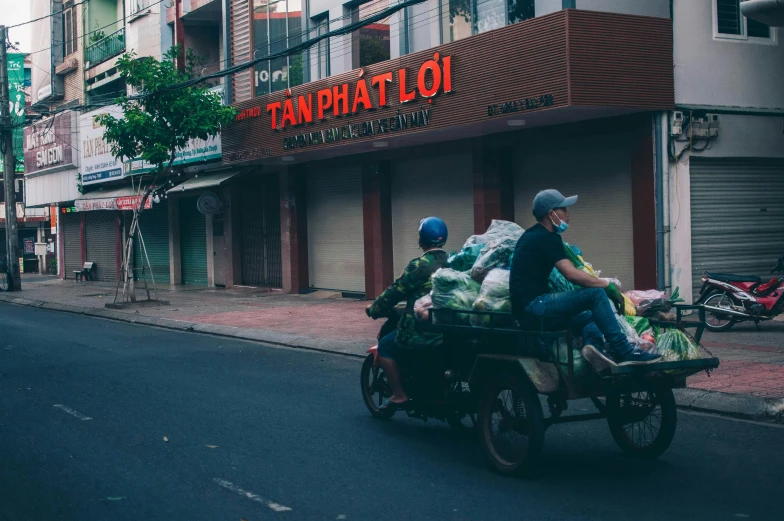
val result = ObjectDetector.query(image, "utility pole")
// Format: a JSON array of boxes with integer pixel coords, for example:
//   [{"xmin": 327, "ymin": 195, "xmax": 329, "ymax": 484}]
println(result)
[{"xmin": 0, "ymin": 25, "xmax": 22, "ymax": 290}]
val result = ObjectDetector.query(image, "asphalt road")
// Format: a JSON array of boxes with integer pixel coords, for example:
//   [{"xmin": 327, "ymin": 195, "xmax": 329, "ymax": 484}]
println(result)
[{"xmin": 1, "ymin": 303, "xmax": 781, "ymax": 521}]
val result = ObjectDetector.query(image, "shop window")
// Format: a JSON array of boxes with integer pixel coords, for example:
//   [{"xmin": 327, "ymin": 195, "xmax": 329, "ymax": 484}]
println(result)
[
  {"xmin": 354, "ymin": 0, "xmax": 391, "ymax": 68},
  {"xmin": 63, "ymin": 4, "xmax": 78, "ymax": 56},
  {"xmin": 400, "ymin": 3, "xmax": 433, "ymax": 55},
  {"xmin": 715, "ymin": 0, "xmax": 774, "ymax": 42},
  {"xmin": 310, "ymin": 13, "xmax": 330, "ymax": 80},
  {"xmin": 441, "ymin": 0, "xmax": 534, "ymax": 44},
  {"xmin": 253, "ymin": 0, "xmax": 304, "ymax": 96}
]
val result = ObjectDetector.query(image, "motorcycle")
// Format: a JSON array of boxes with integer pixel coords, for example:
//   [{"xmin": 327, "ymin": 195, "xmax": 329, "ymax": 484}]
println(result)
[
  {"xmin": 695, "ymin": 255, "xmax": 784, "ymax": 332},
  {"xmin": 359, "ymin": 310, "xmax": 478, "ymax": 434}
]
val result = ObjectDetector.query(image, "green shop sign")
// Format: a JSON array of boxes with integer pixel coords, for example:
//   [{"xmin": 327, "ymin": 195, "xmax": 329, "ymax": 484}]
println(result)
[{"xmin": 1, "ymin": 54, "xmax": 26, "ymax": 173}]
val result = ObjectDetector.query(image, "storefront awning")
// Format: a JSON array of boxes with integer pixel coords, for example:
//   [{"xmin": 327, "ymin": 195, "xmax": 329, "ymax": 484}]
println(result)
[
  {"xmin": 75, "ymin": 184, "xmax": 152, "ymax": 211},
  {"xmin": 166, "ymin": 170, "xmax": 243, "ymax": 194}
]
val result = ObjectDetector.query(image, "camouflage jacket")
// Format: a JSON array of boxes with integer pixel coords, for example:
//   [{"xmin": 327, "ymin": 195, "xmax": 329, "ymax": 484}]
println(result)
[{"xmin": 368, "ymin": 249, "xmax": 447, "ymax": 349}]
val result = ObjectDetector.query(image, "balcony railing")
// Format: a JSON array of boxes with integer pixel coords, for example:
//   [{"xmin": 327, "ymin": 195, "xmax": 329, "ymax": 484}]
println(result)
[{"xmin": 85, "ymin": 28, "xmax": 126, "ymax": 69}]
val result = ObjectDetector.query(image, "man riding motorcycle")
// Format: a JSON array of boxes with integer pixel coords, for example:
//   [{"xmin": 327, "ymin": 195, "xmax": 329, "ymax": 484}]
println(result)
[
  {"xmin": 365, "ymin": 217, "xmax": 448, "ymax": 411},
  {"xmin": 509, "ymin": 189, "xmax": 661, "ymax": 367}
]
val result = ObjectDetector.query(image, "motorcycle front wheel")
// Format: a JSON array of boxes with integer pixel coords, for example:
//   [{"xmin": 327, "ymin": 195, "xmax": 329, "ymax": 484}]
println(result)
[
  {"xmin": 360, "ymin": 354, "xmax": 395, "ymax": 419},
  {"xmin": 700, "ymin": 291, "xmax": 738, "ymax": 332}
]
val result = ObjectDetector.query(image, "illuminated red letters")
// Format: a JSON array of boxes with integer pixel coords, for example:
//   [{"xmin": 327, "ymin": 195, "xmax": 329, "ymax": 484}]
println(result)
[
  {"xmin": 266, "ymin": 52, "xmax": 454, "ymax": 130},
  {"xmin": 317, "ymin": 89, "xmax": 332, "ymax": 120},
  {"xmin": 371, "ymin": 72, "xmax": 393, "ymax": 107},
  {"xmin": 265, "ymin": 102, "xmax": 281, "ymax": 129},
  {"xmin": 298, "ymin": 94, "xmax": 313, "ymax": 124},
  {"xmin": 351, "ymin": 78, "xmax": 373, "ymax": 113}
]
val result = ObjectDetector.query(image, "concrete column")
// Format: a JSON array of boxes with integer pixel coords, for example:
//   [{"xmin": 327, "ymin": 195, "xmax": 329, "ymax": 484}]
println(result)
[
  {"xmin": 80, "ymin": 211, "xmax": 86, "ymax": 264},
  {"xmin": 222, "ymin": 183, "xmax": 242, "ymax": 287},
  {"xmin": 472, "ymin": 141, "xmax": 515, "ymax": 234},
  {"xmin": 630, "ymin": 115, "xmax": 658, "ymax": 290},
  {"xmin": 362, "ymin": 161, "xmax": 393, "ymax": 300},
  {"xmin": 279, "ymin": 166, "xmax": 309, "ymax": 293},
  {"xmin": 168, "ymin": 196, "xmax": 182, "ymax": 285},
  {"xmin": 206, "ymin": 213, "xmax": 215, "ymax": 287}
]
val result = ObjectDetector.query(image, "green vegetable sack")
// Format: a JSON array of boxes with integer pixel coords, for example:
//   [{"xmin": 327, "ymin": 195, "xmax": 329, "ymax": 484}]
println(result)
[
  {"xmin": 431, "ymin": 268, "xmax": 481, "ymax": 324},
  {"xmin": 470, "ymin": 269, "xmax": 515, "ymax": 327},
  {"xmin": 656, "ymin": 329, "xmax": 703, "ymax": 362},
  {"xmin": 447, "ymin": 243, "xmax": 484, "ymax": 272}
]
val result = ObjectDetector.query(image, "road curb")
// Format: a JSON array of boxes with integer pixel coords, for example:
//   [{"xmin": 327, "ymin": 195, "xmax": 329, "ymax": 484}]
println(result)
[
  {"xmin": 673, "ymin": 388, "xmax": 783, "ymax": 424},
  {"xmin": 2, "ymin": 292, "xmax": 782, "ymax": 424},
  {"xmin": 0, "ymin": 293, "xmax": 368, "ymax": 359}
]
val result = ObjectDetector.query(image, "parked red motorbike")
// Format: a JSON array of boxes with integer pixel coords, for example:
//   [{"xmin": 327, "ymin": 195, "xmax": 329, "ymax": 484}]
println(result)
[{"xmin": 695, "ymin": 255, "xmax": 784, "ymax": 332}]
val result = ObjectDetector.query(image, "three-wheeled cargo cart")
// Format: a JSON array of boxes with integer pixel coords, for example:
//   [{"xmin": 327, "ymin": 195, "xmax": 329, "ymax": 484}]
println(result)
[{"xmin": 422, "ymin": 305, "xmax": 720, "ymax": 475}]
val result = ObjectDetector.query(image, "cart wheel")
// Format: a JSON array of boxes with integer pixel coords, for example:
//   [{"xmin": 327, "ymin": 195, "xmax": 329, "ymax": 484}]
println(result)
[
  {"xmin": 360, "ymin": 354, "xmax": 395, "ymax": 419},
  {"xmin": 446, "ymin": 381, "xmax": 477, "ymax": 436},
  {"xmin": 478, "ymin": 371, "xmax": 544, "ymax": 476},
  {"xmin": 606, "ymin": 386, "xmax": 676, "ymax": 459}
]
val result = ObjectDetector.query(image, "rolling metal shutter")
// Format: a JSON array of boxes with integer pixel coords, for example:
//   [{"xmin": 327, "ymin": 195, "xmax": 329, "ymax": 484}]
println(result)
[
  {"xmin": 307, "ymin": 166, "xmax": 365, "ymax": 292},
  {"xmin": 690, "ymin": 158, "xmax": 784, "ymax": 299},
  {"xmin": 133, "ymin": 202, "xmax": 170, "ymax": 285},
  {"xmin": 179, "ymin": 196, "xmax": 208, "ymax": 285},
  {"xmin": 62, "ymin": 212, "xmax": 82, "ymax": 278},
  {"xmin": 240, "ymin": 175, "xmax": 283, "ymax": 287},
  {"xmin": 84, "ymin": 211, "xmax": 119, "ymax": 282},
  {"xmin": 513, "ymin": 134, "xmax": 636, "ymax": 289},
  {"xmin": 391, "ymin": 153, "xmax": 475, "ymax": 275}
]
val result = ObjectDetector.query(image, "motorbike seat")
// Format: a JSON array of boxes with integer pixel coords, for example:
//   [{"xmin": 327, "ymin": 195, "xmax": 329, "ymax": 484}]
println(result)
[{"xmin": 705, "ymin": 272, "xmax": 761, "ymax": 283}]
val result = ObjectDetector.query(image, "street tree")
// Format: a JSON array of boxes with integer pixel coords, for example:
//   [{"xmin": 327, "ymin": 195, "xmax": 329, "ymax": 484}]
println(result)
[{"xmin": 96, "ymin": 46, "xmax": 236, "ymax": 302}]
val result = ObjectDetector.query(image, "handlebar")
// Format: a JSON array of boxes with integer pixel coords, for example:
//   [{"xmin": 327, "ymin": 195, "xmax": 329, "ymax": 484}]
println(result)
[{"xmin": 772, "ymin": 255, "xmax": 784, "ymax": 274}]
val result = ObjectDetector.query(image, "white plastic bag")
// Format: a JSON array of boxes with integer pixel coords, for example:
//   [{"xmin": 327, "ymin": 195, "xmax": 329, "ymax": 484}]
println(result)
[{"xmin": 470, "ymin": 269, "xmax": 514, "ymax": 327}]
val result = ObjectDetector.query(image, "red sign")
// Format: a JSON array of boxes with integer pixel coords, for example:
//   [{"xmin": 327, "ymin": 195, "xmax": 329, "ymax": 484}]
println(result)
[
  {"xmin": 116, "ymin": 196, "xmax": 153, "ymax": 211},
  {"xmin": 264, "ymin": 52, "xmax": 453, "ymax": 131}
]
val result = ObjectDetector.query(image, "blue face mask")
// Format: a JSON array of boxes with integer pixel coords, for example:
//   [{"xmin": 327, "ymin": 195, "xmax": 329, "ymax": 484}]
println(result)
[{"xmin": 550, "ymin": 214, "xmax": 569, "ymax": 234}]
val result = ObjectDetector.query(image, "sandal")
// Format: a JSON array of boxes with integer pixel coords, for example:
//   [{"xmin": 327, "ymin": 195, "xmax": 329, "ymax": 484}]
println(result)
[{"xmin": 379, "ymin": 398, "xmax": 411, "ymax": 412}]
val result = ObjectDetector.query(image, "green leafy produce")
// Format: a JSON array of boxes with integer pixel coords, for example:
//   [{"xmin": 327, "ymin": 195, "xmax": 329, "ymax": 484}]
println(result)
[
  {"xmin": 656, "ymin": 329, "xmax": 702, "ymax": 362},
  {"xmin": 447, "ymin": 243, "xmax": 484, "ymax": 272},
  {"xmin": 471, "ymin": 269, "xmax": 514, "ymax": 327},
  {"xmin": 471, "ymin": 237, "xmax": 518, "ymax": 283},
  {"xmin": 625, "ymin": 316, "xmax": 652, "ymax": 336},
  {"xmin": 431, "ymin": 268, "xmax": 481, "ymax": 324}
]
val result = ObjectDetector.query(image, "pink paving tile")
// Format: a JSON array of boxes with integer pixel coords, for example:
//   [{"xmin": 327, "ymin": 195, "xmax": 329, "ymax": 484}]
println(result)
[{"xmin": 177, "ymin": 301, "xmax": 379, "ymax": 342}]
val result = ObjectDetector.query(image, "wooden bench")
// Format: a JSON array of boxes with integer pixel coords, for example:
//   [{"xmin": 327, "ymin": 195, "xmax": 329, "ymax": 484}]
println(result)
[{"xmin": 74, "ymin": 262, "xmax": 96, "ymax": 281}]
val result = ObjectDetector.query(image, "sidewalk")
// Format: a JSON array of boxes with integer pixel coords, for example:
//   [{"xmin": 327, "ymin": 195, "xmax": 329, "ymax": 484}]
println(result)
[{"xmin": 3, "ymin": 275, "xmax": 783, "ymax": 422}]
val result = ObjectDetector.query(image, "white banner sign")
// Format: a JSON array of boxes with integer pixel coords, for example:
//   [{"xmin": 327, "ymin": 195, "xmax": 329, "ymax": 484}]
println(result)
[
  {"xmin": 80, "ymin": 106, "xmax": 124, "ymax": 186},
  {"xmin": 75, "ymin": 198, "xmax": 118, "ymax": 212}
]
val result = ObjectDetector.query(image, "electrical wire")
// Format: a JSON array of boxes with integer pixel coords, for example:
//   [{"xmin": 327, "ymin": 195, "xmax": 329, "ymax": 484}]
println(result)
[{"xmin": 7, "ymin": 1, "xmax": 89, "ymax": 29}]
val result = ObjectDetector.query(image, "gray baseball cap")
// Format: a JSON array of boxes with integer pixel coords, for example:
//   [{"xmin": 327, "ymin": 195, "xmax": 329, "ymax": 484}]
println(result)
[{"xmin": 532, "ymin": 189, "xmax": 578, "ymax": 220}]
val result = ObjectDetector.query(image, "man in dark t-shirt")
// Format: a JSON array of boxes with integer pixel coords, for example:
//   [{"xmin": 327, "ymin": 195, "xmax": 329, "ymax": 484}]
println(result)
[{"xmin": 509, "ymin": 189, "xmax": 660, "ymax": 366}]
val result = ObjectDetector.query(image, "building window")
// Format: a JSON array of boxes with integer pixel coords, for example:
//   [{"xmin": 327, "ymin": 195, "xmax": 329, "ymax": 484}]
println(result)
[
  {"xmin": 354, "ymin": 0, "xmax": 391, "ymax": 68},
  {"xmin": 715, "ymin": 0, "xmax": 774, "ymax": 41},
  {"xmin": 63, "ymin": 5, "xmax": 78, "ymax": 56},
  {"xmin": 441, "ymin": 0, "xmax": 534, "ymax": 44},
  {"xmin": 310, "ymin": 13, "xmax": 329, "ymax": 80},
  {"xmin": 253, "ymin": 0, "xmax": 304, "ymax": 96}
]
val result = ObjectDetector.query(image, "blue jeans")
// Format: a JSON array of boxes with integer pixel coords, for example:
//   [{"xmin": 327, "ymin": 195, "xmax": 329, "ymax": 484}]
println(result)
[
  {"xmin": 378, "ymin": 330, "xmax": 399, "ymax": 360},
  {"xmin": 524, "ymin": 288, "xmax": 633, "ymax": 357}
]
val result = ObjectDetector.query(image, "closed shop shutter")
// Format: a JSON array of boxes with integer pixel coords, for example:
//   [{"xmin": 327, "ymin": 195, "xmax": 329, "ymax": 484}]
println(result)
[
  {"xmin": 391, "ymin": 152, "xmax": 475, "ymax": 275},
  {"xmin": 62, "ymin": 212, "xmax": 82, "ymax": 277},
  {"xmin": 133, "ymin": 202, "xmax": 170, "ymax": 285},
  {"xmin": 306, "ymin": 166, "xmax": 365, "ymax": 292},
  {"xmin": 513, "ymin": 134, "xmax": 636, "ymax": 289},
  {"xmin": 690, "ymin": 158, "xmax": 784, "ymax": 299},
  {"xmin": 84, "ymin": 211, "xmax": 119, "ymax": 282},
  {"xmin": 179, "ymin": 196, "xmax": 208, "ymax": 285},
  {"xmin": 240, "ymin": 175, "xmax": 282, "ymax": 287}
]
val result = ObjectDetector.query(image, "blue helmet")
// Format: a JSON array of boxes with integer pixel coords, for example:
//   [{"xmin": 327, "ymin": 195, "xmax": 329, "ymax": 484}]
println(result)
[{"xmin": 419, "ymin": 217, "xmax": 448, "ymax": 248}]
